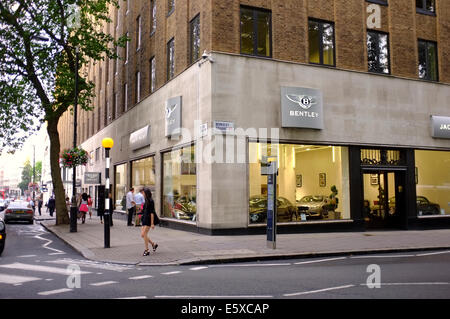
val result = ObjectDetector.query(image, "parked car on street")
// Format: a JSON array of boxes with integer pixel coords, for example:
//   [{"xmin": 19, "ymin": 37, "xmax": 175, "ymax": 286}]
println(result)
[
  {"xmin": 249, "ymin": 195, "xmax": 297, "ymax": 223},
  {"xmin": 0, "ymin": 217, "xmax": 5, "ymax": 255},
  {"xmin": 3, "ymin": 201, "xmax": 34, "ymax": 224},
  {"xmin": 296, "ymin": 195, "xmax": 329, "ymax": 219}
]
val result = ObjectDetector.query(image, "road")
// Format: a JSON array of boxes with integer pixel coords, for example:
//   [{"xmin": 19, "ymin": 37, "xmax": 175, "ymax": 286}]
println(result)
[{"xmin": 1, "ymin": 221, "xmax": 450, "ymax": 302}]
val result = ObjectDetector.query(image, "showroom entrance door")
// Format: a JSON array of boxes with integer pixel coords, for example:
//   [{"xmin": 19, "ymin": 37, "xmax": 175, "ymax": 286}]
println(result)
[{"xmin": 362, "ymin": 169, "xmax": 406, "ymax": 229}]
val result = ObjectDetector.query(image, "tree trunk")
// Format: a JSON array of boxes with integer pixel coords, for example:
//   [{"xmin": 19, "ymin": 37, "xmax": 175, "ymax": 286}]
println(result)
[{"xmin": 47, "ymin": 118, "xmax": 70, "ymax": 225}]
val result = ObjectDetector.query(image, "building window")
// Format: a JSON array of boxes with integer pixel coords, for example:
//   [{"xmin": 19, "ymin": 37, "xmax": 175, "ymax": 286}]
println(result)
[
  {"xmin": 124, "ymin": 83, "xmax": 128, "ymax": 111},
  {"xmin": 416, "ymin": 0, "xmax": 435, "ymax": 14},
  {"xmin": 124, "ymin": 32, "xmax": 129, "ymax": 64},
  {"xmin": 151, "ymin": 0, "xmax": 157, "ymax": 35},
  {"xmin": 95, "ymin": 147, "xmax": 100, "ymax": 162},
  {"xmin": 240, "ymin": 6, "xmax": 272, "ymax": 57},
  {"xmin": 162, "ymin": 145, "xmax": 197, "ymax": 221},
  {"xmin": 308, "ymin": 19, "xmax": 335, "ymax": 66},
  {"xmin": 150, "ymin": 56, "xmax": 156, "ymax": 93},
  {"xmin": 131, "ymin": 157, "xmax": 156, "ymax": 195},
  {"xmin": 367, "ymin": 30, "xmax": 390, "ymax": 74},
  {"xmin": 168, "ymin": 0, "xmax": 175, "ymax": 16},
  {"xmin": 114, "ymin": 163, "xmax": 128, "ymax": 211},
  {"xmin": 249, "ymin": 143, "xmax": 350, "ymax": 224},
  {"xmin": 136, "ymin": 15, "xmax": 141, "ymax": 51},
  {"xmin": 418, "ymin": 40, "xmax": 438, "ymax": 81},
  {"xmin": 167, "ymin": 38, "xmax": 175, "ymax": 81},
  {"xmin": 189, "ymin": 14, "xmax": 201, "ymax": 64},
  {"xmin": 366, "ymin": 0, "xmax": 388, "ymax": 5},
  {"xmin": 113, "ymin": 91, "xmax": 118, "ymax": 119},
  {"xmin": 415, "ymin": 150, "xmax": 450, "ymax": 216},
  {"xmin": 135, "ymin": 71, "xmax": 141, "ymax": 103},
  {"xmin": 115, "ymin": 45, "xmax": 118, "ymax": 75}
]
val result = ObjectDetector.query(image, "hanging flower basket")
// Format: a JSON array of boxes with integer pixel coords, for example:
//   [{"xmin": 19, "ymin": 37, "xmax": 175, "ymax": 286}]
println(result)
[{"xmin": 60, "ymin": 147, "xmax": 89, "ymax": 168}]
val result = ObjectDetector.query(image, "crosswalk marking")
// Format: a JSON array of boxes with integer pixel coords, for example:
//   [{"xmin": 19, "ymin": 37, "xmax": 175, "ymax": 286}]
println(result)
[
  {"xmin": 161, "ymin": 271, "xmax": 181, "ymax": 275},
  {"xmin": 47, "ymin": 259, "xmax": 131, "ymax": 272},
  {"xmin": 90, "ymin": 281, "xmax": 118, "ymax": 286},
  {"xmin": 0, "ymin": 273, "xmax": 41, "ymax": 285},
  {"xmin": 129, "ymin": 275, "xmax": 153, "ymax": 280},
  {"xmin": 38, "ymin": 288, "xmax": 73, "ymax": 296},
  {"xmin": 190, "ymin": 266, "xmax": 208, "ymax": 271},
  {"xmin": 0, "ymin": 263, "xmax": 91, "ymax": 276}
]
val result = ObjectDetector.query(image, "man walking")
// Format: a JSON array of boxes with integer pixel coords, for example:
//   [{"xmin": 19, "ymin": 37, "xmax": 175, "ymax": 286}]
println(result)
[{"xmin": 126, "ymin": 187, "xmax": 135, "ymax": 226}]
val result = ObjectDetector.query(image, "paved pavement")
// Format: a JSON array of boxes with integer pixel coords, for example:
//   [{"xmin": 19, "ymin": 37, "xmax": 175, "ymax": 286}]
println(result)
[{"xmin": 36, "ymin": 211, "xmax": 450, "ymax": 266}]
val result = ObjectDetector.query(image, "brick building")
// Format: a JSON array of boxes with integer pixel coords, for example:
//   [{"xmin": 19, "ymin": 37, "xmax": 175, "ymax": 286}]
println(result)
[{"xmin": 58, "ymin": 0, "xmax": 450, "ymax": 233}]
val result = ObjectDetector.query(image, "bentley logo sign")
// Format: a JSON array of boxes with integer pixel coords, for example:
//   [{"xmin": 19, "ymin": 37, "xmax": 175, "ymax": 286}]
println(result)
[
  {"xmin": 281, "ymin": 87, "xmax": 324, "ymax": 129},
  {"xmin": 165, "ymin": 96, "xmax": 182, "ymax": 137}
]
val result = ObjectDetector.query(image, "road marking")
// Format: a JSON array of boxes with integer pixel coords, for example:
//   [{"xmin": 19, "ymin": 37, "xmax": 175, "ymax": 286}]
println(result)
[
  {"xmin": 0, "ymin": 274, "xmax": 41, "ymax": 285},
  {"xmin": 116, "ymin": 296, "xmax": 148, "ymax": 299},
  {"xmin": 155, "ymin": 295, "xmax": 274, "ymax": 299},
  {"xmin": 360, "ymin": 282, "xmax": 450, "ymax": 287},
  {"xmin": 350, "ymin": 254, "xmax": 415, "ymax": 259},
  {"xmin": 90, "ymin": 281, "xmax": 118, "ymax": 287},
  {"xmin": 294, "ymin": 257, "xmax": 347, "ymax": 265},
  {"xmin": 283, "ymin": 285, "xmax": 355, "ymax": 297},
  {"xmin": 0, "ymin": 263, "xmax": 91, "ymax": 275},
  {"xmin": 38, "ymin": 288, "xmax": 73, "ymax": 296},
  {"xmin": 210, "ymin": 263, "xmax": 291, "ymax": 268},
  {"xmin": 47, "ymin": 259, "xmax": 131, "ymax": 272},
  {"xmin": 190, "ymin": 266, "xmax": 208, "ymax": 271},
  {"xmin": 416, "ymin": 250, "xmax": 450, "ymax": 257},
  {"xmin": 129, "ymin": 275, "xmax": 153, "ymax": 280},
  {"xmin": 161, "ymin": 271, "xmax": 182, "ymax": 275},
  {"xmin": 17, "ymin": 255, "xmax": 37, "ymax": 258},
  {"xmin": 48, "ymin": 252, "xmax": 66, "ymax": 255}
]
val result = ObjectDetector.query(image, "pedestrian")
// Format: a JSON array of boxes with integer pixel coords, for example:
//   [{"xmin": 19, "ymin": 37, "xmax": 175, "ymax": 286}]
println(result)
[
  {"xmin": 29, "ymin": 198, "xmax": 35, "ymax": 213},
  {"xmin": 47, "ymin": 196, "xmax": 56, "ymax": 217},
  {"xmin": 134, "ymin": 188, "xmax": 145, "ymax": 227},
  {"xmin": 87, "ymin": 195, "xmax": 93, "ymax": 219},
  {"xmin": 98, "ymin": 196, "xmax": 104, "ymax": 224},
  {"xmin": 126, "ymin": 187, "xmax": 135, "ymax": 226},
  {"xmin": 38, "ymin": 197, "xmax": 43, "ymax": 216},
  {"xmin": 79, "ymin": 193, "xmax": 89, "ymax": 224},
  {"xmin": 65, "ymin": 197, "xmax": 71, "ymax": 217},
  {"xmin": 141, "ymin": 188, "xmax": 159, "ymax": 256}
]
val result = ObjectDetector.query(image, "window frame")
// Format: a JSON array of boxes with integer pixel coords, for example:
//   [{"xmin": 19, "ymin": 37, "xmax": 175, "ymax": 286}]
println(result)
[
  {"xmin": 136, "ymin": 15, "xmax": 142, "ymax": 51},
  {"xmin": 167, "ymin": 38, "xmax": 175, "ymax": 81},
  {"xmin": 366, "ymin": 29, "xmax": 391, "ymax": 75},
  {"xmin": 168, "ymin": 0, "xmax": 175, "ymax": 17},
  {"xmin": 418, "ymin": 39, "xmax": 439, "ymax": 82},
  {"xmin": 308, "ymin": 18, "xmax": 336, "ymax": 67},
  {"xmin": 150, "ymin": 0, "xmax": 157, "ymax": 36},
  {"xmin": 135, "ymin": 71, "xmax": 141, "ymax": 103},
  {"xmin": 150, "ymin": 56, "xmax": 156, "ymax": 93},
  {"xmin": 239, "ymin": 5, "xmax": 273, "ymax": 58},
  {"xmin": 366, "ymin": 0, "xmax": 388, "ymax": 5},
  {"xmin": 416, "ymin": 0, "xmax": 436, "ymax": 16},
  {"xmin": 189, "ymin": 14, "xmax": 201, "ymax": 64}
]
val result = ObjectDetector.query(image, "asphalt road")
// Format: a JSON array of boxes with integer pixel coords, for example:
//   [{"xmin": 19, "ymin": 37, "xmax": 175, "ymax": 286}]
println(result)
[{"xmin": 1, "ymin": 221, "xmax": 450, "ymax": 303}]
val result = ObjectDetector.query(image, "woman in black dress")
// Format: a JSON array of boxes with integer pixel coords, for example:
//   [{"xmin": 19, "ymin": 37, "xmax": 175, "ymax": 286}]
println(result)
[{"xmin": 141, "ymin": 188, "xmax": 158, "ymax": 256}]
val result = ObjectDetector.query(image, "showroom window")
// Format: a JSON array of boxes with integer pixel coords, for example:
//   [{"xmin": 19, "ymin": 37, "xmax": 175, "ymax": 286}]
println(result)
[
  {"xmin": 367, "ymin": 30, "xmax": 390, "ymax": 74},
  {"xmin": 248, "ymin": 143, "xmax": 350, "ymax": 224},
  {"xmin": 131, "ymin": 157, "xmax": 156, "ymax": 194},
  {"xmin": 240, "ymin": 6, "xmax": 272, "ymax": 57},
  {"xmin": 308, "ymin": 19, "xmax": 335, "ymax": 66},
  {"xmin": 114, "ymin": 163, "xmax": 128, "ymax": 211},
  {"xmin": 415, "ymin": 150, "xmax": 450, "ymax": 216},
  {"xmin": 418, "ymin": 40, "xmax": 438, "ymax": 81},
  {"xmin": 162, "ymin": 145, "xmax": 197, "ymax": 221}
]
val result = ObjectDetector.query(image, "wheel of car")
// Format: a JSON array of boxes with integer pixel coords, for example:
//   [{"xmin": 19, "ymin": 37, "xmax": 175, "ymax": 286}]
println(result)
[{"xmin": 432, "ymin": 208, "xmax": 440, "ymax": 215}]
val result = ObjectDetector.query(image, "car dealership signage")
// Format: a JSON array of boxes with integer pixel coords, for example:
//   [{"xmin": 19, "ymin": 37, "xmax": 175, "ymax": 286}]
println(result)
[
  {"xmin": 431, "ymin": 116, "xmax": 450, "ymax": 139},
  {"xmin": 129, "ymin": 125, "xmax": 151, "ymax": 151},
  {"xmin": 165, "ymin": 96, "xmax": 182, "ymax": 137},
  {"xmin": 281, "ymin": 86, "xmax": 324, "ymax": 130},
  {"xmin": 84, "ymin": 172, "xmax": 101, "ymax": 184}
]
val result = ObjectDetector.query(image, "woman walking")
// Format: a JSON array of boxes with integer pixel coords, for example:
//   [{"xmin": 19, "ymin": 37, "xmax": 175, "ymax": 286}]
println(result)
[
  {"xmin": 79, "ymin": 193, "xmax": 89, "ymax": 224},
  {"xmin": 87, "ymin": 195, "xmax": 93, "ymax": 219},
  {"xmin": 141, "ymin": 188, "xmax": 159, "ymax": 256}
]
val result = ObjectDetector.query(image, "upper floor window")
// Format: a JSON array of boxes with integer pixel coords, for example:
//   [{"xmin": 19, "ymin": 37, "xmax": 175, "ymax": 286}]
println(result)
[
  {"xmin": 168, "ymin": 0, "xmax": 175, "ymax": 16},
  {"xmin": 136, "ymin": 71, "xmax": 141, "ymax": 103},
  {"xmin": 150, "ymin": 56, "xmax": 156, "ymax": 93},
  {"xmin": 240, "ymin": 6, "xmax": 272, "ymax": 58},
  {"xmin": 167, "ymin": 38, "xmax": 175, "ymax": 81},
  {"xmin": 416, "ymin": 0, "xmax": 435, "ymax": 14},
  {"xmin": 189, "ymin": 14, "xmax": 201, "ymax": 64},
  {"xmin": 367, "ymin": 30, "xmax": 390, "ymax": 74},
  {"xmin": 418, "ymin": 40, "xmax": 438, "ymax": 81},
  {"xmin": 151, "ymin": 0, "xmax": 157, "ymax": 35},
  {"xmin": 136, "ymin": 15, "xmax": 142, "ymax": 51},
  {"xmin": 124, "ymin": 32, "xmax": 129, "ymax": 64},
  {"xmin": 366, "ymin": 0, "xmax": 388, "ymax": 5},
  {"xmin": 308, "ymin": 19, "xmax": 335, "ymax": 66}
]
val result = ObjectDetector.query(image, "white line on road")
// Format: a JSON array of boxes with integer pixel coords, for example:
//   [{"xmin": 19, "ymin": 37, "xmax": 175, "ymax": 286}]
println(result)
[
  {"xmin": 360, "ymin": 282, "xmax": 450, "ymax": 287},
  {"xmin": 17, "ymin": 255, "xmax": 37, "ymax": 258},
  {"xmin": 0, "ymin": 263, "xmax": 91, "ymax": 275},
  {"xmin": 38, "ymin": 288, "xmax": 73, "ymax": 296},
  {"xmin": 155, "ymin": 295, "xmax": 274, "ymax": 299},
  {"xmin": 90, "ymin": 281, "xmax": 118, "ymax": 286},
  {"xmin": 210, "ymin": 263, "xmax": 291, "ymax": 268},
  {"xmin": 0, "ymin": 274, "xmax": 41, "ymax": 285},
  {"xmin": 129, "ymin": 275, "xmax": 153, "ymax": 280},
  {"xmin": 189, "ymin": 266, "xmax": 208, "ymax": 271},
  {"xmin": 116, "ymin": 296, "xmax": 148, "ymax": 299},
  {"xmin": 294, "ymin": 257, "xmax": 347, "ymax": 265},
  {"xmin": 415, "ymin": 250, "xmax": 450, "ymax": 257},
  {"xmin": 283, "ymin": 285, "xmax": 355, "ymax": 297},
  {"xmin": 161, "ymin": 271, "xmax": 182, "ymax": 275},
  {"xmin": 350, "ymin": 254, "xmax": 415, "ymax": 259}
]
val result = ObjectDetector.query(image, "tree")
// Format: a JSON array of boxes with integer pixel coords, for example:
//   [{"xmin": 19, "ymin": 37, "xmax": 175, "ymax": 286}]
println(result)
[
  {"xmin": 0, "ymin": 0, "xmax": 126, "ymax": 225},
  {"xmin": 18, "ymin": 159, "xmax": 42, "ymax": 194}
]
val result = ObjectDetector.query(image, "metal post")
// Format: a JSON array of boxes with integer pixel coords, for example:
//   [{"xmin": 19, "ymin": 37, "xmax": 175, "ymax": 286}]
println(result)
[
  {"xmin": 70, "ymin": 47, "xmax": 79, "ymax": 233},
  {"xmin": 104, "ymin": 148, "xmax": 110, "ymax": 248}
]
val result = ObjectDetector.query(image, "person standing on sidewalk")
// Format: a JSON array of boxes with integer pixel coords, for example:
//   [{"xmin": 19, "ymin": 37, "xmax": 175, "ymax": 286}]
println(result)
[
  {"xmin": 87, "ymin": 195, "xmax": 93, "ymax": 219},
  {"xmin": 134, "ymin": 188, "xmax": 145, "ymax": 227},
  {"xmin": 38, "ymin": 196, "xmax": 43, "ymax": 216},
  {"xmin": 126, "ymin": 187, "xmax": 136, "ymax": 226},
  {"xmin": 47, "ymin": 196, "xmax": 56, "ymax": 217},
  {"xmin": 141, "ymin": 188, "xmax": 159, "ymax": 256},
  {"xmin": 79, "ymin": 193, "xmax": 89, "ymax": 224}
]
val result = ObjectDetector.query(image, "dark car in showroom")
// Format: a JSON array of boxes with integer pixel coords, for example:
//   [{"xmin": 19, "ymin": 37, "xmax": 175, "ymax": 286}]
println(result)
[
  {"xmin": 3, "ymin": 201, "xmax": 34, "ymax": 224},
  {"xmin": 416, "ymin": 196, "xmax": 441, "ymax": 215},
  {"xmin": 296, "ymin": 195, "xmax": 329, "ymax": 219},
  {"xmin": 249, "ymin": 195, "xmax": 297, "ymax": 224},
  {"xmin": 0, "ymin": 217, "xmax": 5, "ymax": 256}
]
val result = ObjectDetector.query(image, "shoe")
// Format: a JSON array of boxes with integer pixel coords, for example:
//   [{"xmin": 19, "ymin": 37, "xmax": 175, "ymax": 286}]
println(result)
[
  {"xmin": 152, "ymin": 243, "xmax": 158, "ymax": 252},
  {"xmin": 143, "ymin": 249, "xmax": 150, "ymax": 256}
]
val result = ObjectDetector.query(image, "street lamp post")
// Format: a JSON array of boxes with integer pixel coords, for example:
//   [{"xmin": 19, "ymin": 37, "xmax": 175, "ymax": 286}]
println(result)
[
  {"xmin": 102, "ymin": 137, "xmax": 114, "ymax": 248},
  {"xmin": 70, "ymin": 47, "xmax": 79, "ymax": 233}
]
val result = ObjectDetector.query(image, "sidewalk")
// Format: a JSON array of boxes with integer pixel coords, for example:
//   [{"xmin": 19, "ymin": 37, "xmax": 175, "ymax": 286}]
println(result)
[{"xmin": 40, "ymin": 216, "xmax": 450, "ymax": 266}]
